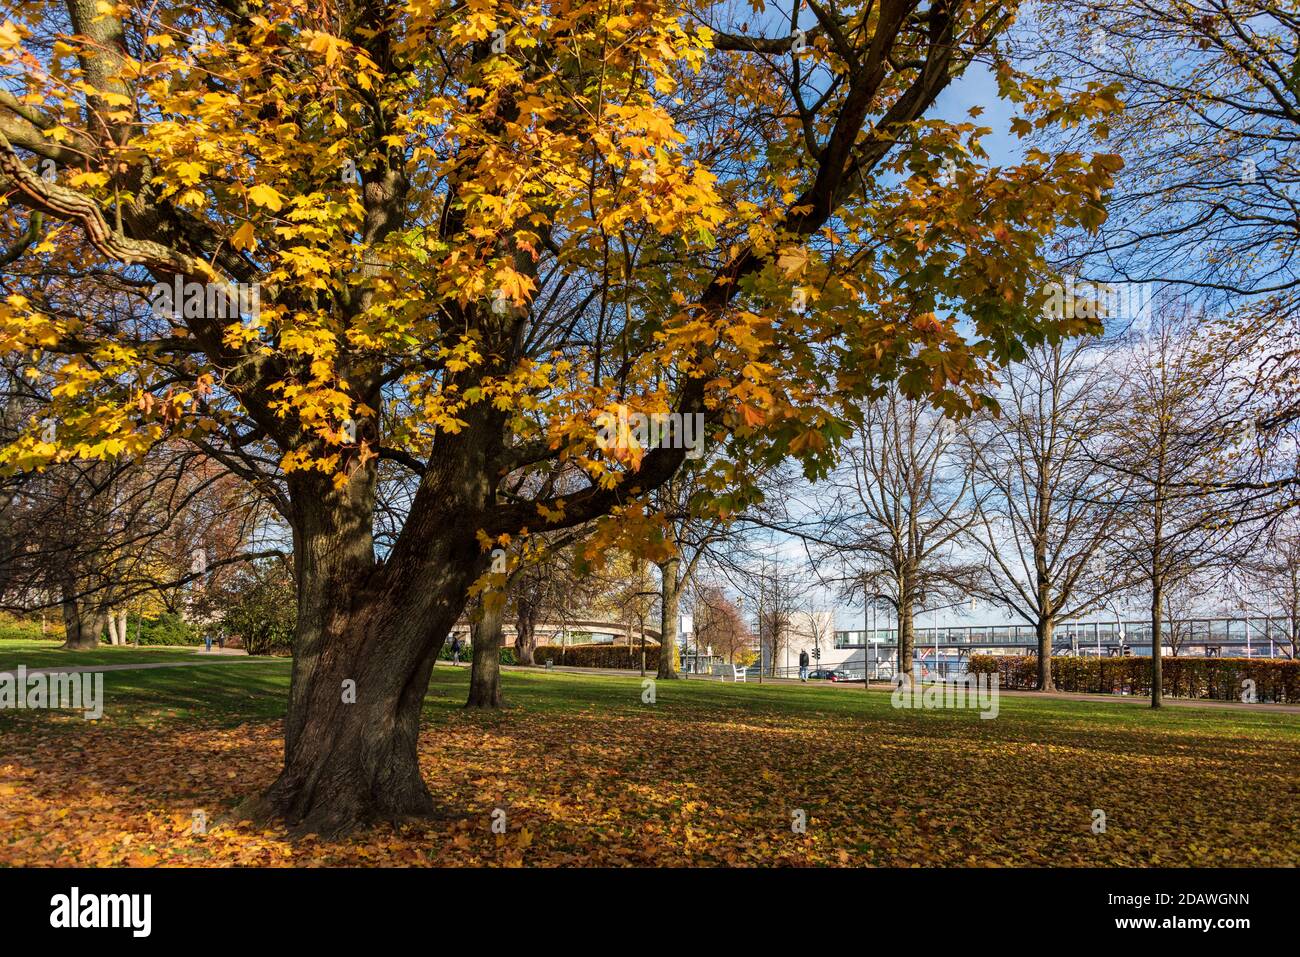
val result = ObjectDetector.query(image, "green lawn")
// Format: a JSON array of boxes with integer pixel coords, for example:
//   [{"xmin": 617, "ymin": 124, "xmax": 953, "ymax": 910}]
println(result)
[
  {"xmin": 8, "ymin": 652, "xmax": 1295, "ymax": 737},
  {"xmin": 0, "ymin": 637, "xmax": 234, "ymax": 673},
  {"xmin": 1, "ymin": 658, "xmax": 1297, "ymax": 865}
]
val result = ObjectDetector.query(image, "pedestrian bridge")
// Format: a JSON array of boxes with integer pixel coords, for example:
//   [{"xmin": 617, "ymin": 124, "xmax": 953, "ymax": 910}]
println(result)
[
  {"xmin": 450, "ymin": 618, "xmax": 662, "ymax": 646},
  {"xmin": 835, "ymin": 616, "xmax": 1296, "ymax": 658}
]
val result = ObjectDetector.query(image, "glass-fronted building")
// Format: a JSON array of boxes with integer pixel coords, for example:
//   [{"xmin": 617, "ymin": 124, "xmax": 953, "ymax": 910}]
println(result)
[{"xmin": 834, "ymin": 616, "xmax": 1297, "ymax": 658}]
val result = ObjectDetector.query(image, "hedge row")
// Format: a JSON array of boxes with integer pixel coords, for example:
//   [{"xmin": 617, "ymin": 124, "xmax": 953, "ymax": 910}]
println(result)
[
  {"xmin": 533, "ymin": 644, "xmax": 660, "ymax": 670},
  {"xmin": 967, "ymin": 654, "xmax": 1300, "ymax": 703}
]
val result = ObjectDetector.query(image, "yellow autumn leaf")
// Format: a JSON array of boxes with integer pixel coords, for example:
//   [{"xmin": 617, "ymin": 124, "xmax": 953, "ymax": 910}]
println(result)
[
  {"xmin": 247, "ymin": 184, "xmax": 285, "ymax": 212},
  {"xmin": 69, "ymin": 171, "xmax": 110, "ymax": 188},
  {"xmin": 173, "ymin": 161, "xmax": 205, "ymax": 185},
  {"xmin": 231, "ymin": 221, "xmax": 257, "ymax": 251},
  {"xmin": 777, "ymin": 245, "xmax": 808, "ymax": 277},
  {"xmin": 0, "ymin": 20, "xmax": 23, "ymax": 50}
]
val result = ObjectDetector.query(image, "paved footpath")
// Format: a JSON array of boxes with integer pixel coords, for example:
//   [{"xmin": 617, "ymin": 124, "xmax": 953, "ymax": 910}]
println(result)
[{"xmin": 502, "ymin": 663, "xmax": 1300, "ymax": 715}]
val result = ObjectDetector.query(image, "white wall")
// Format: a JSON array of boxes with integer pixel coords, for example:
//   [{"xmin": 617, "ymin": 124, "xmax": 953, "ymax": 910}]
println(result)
[{"xmin": 775, "ymin": 610, "xmax": 836, "ymax": 673}]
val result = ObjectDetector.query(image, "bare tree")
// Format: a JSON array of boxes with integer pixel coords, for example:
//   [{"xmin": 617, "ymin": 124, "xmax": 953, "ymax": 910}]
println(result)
[
  {"xmin": 1099, "ymin": 314, "xmax": 1251, "ymax": 706},
  {"xmin": 1019, "ymin": 0, "xmax": 1300, "ymax": 483},
  {"xmin": 508, "ymin": 534, "xmax": 592, "ymax": 667},
  {"xmin": 1242, "ymin": 518, "xmax": 1300, "ymax": 659},
  {"xmin": 0, "ymin": 440, "xmax": 270, "ymax": 648},
  {"xmin": 755, "ymin": 557, "xmax": 801, "ymax": 677},
  {"xmin": 655, "ymin": 470, "xmax": 722, "ymax": 680},
  {"xmin": 1155, "ymin": 572, "xmax": 1218, "ymax": 657},
  {"xmin": 962, "ymin": 339, "xmax": 1126, "ymax": 690},
  {"xmin": 815, "ymin": 388, "xmax": 976, "ymax": 674},
  {"xmin": 802, "ymin": 599, "xmax": 836, "ymax": 669},
  {"xmin": 465, "ymin": 527, "xmax": 589, "ymax": 707},
  {"xmin": 690, "ymin": 583, "xmax": 753, "ymax": 666}
]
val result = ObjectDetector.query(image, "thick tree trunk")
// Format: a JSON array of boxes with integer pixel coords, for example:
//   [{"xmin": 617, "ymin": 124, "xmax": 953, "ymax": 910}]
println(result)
[
  {"xmin": 467, "ymin": 598, "xmax": 505, "ymax": 709},
  {"xmin": 1036, "ymin": 617, "xmax": 1055, "ymax": 691},
  {"xmin": 656, "ymin": 557, "xmax": 681, "ymax": 679},
  {"xmin": 250, "ymin": 608, "xmax": 443, "ymax": 835},
  {"xmin": 243, "ymin": 465, "xmax": 488, "ymax": 837},
  {"xmin": 64, "ymin": 609, "xmax": 105, "ymax": 649},
  {"xmin": 60, "ymin": 580, "xmax": 104, "ymax": 650},
  {"xmin": 513, "ymin": 603, "xmax": 537, "ymax": 666}
]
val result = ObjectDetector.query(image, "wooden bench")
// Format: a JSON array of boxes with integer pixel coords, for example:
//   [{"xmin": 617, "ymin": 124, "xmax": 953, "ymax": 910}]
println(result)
[{"xmin": 713, "ymin": 662, "xmax": 747, "ymax": 682}]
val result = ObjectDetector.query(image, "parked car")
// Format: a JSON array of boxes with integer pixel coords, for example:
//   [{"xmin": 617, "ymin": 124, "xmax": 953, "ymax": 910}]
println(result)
[{"xmin": 807, "ymin": 668, "xmax": 852, "ymax": 682}]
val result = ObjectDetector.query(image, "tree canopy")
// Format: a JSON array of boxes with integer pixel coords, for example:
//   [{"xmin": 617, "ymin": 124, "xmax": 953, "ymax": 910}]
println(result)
[{"xmin": 0, "ymin": 0, "xmax": 1123, "ymax": 833}]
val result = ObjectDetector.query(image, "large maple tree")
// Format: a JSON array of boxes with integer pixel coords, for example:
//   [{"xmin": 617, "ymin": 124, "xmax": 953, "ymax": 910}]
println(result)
[{"xmin": 0, "ymin": 0, "xmax": 1118, "ymax": 833}]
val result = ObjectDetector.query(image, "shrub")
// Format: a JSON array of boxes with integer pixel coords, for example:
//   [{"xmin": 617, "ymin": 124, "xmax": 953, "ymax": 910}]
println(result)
[
  {"xmin": 218, "ymin": 559, "xmax": 296, "ymax": 656},
  {"xmin": 533, "ymin": 643, "xmax": 659, "ymax": 670},
  {"xmin": 0, "ymin": 613, "xmax": 47, "ymax": 641},
  {"xmin": 135, "ymin": 612, "xmax": 203, "ymax": 646},
  {"xmin": 967, "ymin": 654, "xmax": 1300, "ymax": 703},
  {"xmin": 436, "ymin": 642, "xmax": 519, "ymax": 664}
]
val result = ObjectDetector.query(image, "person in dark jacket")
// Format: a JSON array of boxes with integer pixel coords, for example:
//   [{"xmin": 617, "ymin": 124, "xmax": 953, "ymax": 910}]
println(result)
[
  {"xmin": 450, "ymin": 635, "xmax": 462, "ymax": 666},
  {"xmin": 798, "ymin": 649, "xmax": 810, "ymax": 681}
]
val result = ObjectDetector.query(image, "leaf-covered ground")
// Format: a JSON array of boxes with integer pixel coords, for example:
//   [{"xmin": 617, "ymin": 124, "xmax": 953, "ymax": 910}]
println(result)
[{"xmin": 1, "ymin": 658, "xmax": 1297, "ymax": 866}]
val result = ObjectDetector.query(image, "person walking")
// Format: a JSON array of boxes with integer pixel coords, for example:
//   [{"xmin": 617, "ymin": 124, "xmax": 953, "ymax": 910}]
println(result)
[
  {"xmin": 203, "ymin": 631, "xmax": 213, "ymax": 653},
  {"xmin": 450, "ymin": 635, "xmax": 462, "ymax": 666},
  {"xmin": 798, "ymin": 648, "xmax": 810, "ymax": 682}
]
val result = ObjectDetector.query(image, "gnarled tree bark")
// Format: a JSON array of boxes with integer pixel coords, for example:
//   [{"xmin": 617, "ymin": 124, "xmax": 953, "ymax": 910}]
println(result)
[
  {"xmin": 59, "ymin": 575, "xmax": 105, "ymax": 650},
  {"xmin": 241, "ymin": 458, "xmax": 490, "ymax": 836},
  {"xmin": 467, "ymin": 598, "xmax": 506, "ymax": 709},
  {"xmin": 513, "ymin": 599, "xmax": 538, "ymax": 666}
]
